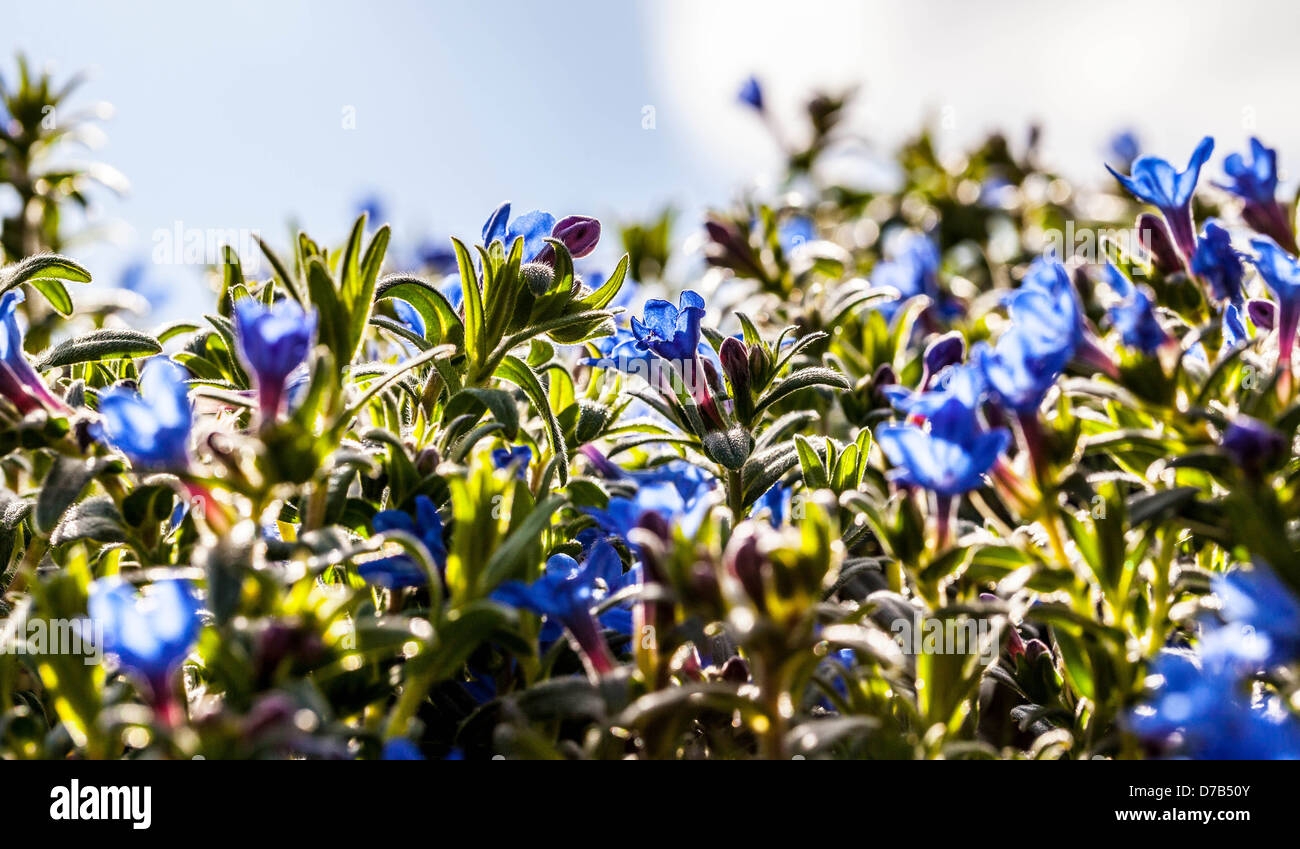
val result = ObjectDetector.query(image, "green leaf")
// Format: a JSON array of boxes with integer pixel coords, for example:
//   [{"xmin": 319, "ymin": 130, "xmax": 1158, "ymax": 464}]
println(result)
[
  {"xmin": 576, "ymin": 254, "xmax": 630, "ymax": 311},
  {"xmin": 494, "ymin": 355, "xmax": 569, "ymax": 485},
  {"xmin": 0, "ymin": 254, "xmax": 92, "ymax": 294},
  {"xmin": 374, "ymin": 274, "xmax": 464, "ymax": 346},
  {"xmin": 452, "ymin": 236, "xmax": 487, "ymax": 370},
  {"xmin": 794, "ymin": 433, "xmax": 829, "ymax": 488},
  {"xmin": 49, "ymin": 496, "xmax": 126, "ymax": 546},
  {"xmin": 753, "ymin": 367, "xmax": 851, "ymax": 418},
  {"xmin": 34, "ymin": 329, "xmax": 163, "ymax": 371},
  {"xmin": 35, "ymin": 456, "xmax": 119, "ymax": 537},
  {"xmin": 481, "ymin": 494, "xmax": 565, "ymax": 589},
  {"xmin": 306, "ymin": 257, "xmax": 345, "ymax": 366},
  {"xmin": 444, "ymin": 387, "xmax": 521, "ymax": 442}
]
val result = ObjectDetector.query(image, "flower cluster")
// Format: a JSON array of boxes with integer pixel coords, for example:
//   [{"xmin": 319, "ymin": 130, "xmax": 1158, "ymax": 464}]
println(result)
[{"xmin": 1, "ymin": 60, "xmax": 1299, "ymax": 763}]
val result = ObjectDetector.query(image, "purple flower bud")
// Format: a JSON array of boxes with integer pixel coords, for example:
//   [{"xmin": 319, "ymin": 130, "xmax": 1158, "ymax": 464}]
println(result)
[
  {"xmin": 1024, "ymin": 639, "xmax": 1051, "ymax": 663},
  {"xmin": 719, "ymin": 655, "xmax": 751, "ymax": 683},
  {"xmin": 1221, "ymin": 416, "xmax": 1287, "ymax": 475},
  {"xmin": 1137, "ymin": 213, "xmax": 1183, "ymax": 276},
  {"xmin": 923, "ymin": 331, "xmax": 965, "ymax": 380},
  {"xmin": 1248, "ymin": 298, "xmax": 1276, "ymax": 332},
  {"xmin": 719, "ymin": 336, "xmax": 751, "ymax": 399},
  {"xmin": 727, "ymin": 533, "xmax": 767, "ymax": 613},
  {"xmin": 533, "ymin": 215, "xmax": 601, "ymax": 266}
]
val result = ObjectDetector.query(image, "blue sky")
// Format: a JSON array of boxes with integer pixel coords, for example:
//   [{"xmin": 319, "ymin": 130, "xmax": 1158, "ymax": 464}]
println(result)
[{"xmin": 8, "ymin": 0, "xmax": 1300, "ymax": 315}]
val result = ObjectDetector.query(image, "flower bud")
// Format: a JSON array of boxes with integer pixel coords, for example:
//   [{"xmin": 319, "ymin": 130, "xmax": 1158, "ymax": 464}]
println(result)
[
  {"xmin": 727, "ymin": 533, "xmax": 767, "ymax": 613},
  {"xmin": 720, "ymin": 336, "xmax": 752, "ymax": 404},
  {"xmin": 1137, "ymin": 213, "xmax": 1183, "ymax": 275},
  {"xmin": 703, "ymin": 425, "xmax": 753, "ymax": 471},
  {"xmin": 922, "ymin": 331, "xmax": 965, "ymax": 380},
  {"xmin": 549, "ymin": 215, "xmax": 601, "ymax": 259},
  {"xmin": 520, "ymin": 261, "xmax": 556, "ymax": 296},
  {"xmin": 1024, "ymin": 638, "xmax": 1050, "ymax": 663},
  {"xmin": 1247, "ymin": 298, "xmax": 1276, "ymax": 332},
  {"xmin": 1221, "ymin": 415, "xmax": 1286, "ymax": 476},
  {"xmin": 719, "ymin": 655, "xmax": 751, "ymax": 683}
]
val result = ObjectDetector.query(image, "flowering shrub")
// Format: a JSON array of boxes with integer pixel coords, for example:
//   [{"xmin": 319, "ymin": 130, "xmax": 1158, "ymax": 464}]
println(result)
[{"xmin": 2, "ymin": 61, "xmax": 1300, "ymax": 761}]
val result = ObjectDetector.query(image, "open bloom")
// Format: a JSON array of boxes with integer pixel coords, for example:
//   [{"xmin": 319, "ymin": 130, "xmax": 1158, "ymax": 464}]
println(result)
[
  {"xmin": 97, "ymin": 357, "xmax": 194, "ymax": 471},
  {"xmin": 1107, "ymin": 136, "xmax": 1214, "ymax": 262},
  {"xmin": 1101, "ymin": 264, "xmax": 1169, "ymax": 354},
  {"xmin": 362, "ymin": 495, "xmax": 449, "ymax": 588},
  {"xmin": 233, "ymin": 297, "xmax": 317, "ymax": 421},
  {"xmin": 1011, "ymin": 256, "xmax": 1115, "ymax": 376},
  {"xmin": 877, "ymin": 364, "xmax": 1010, "ymax": 496},
  {"xmin": 88, "ymin": 577, "xmax": 203, "ymax": 700},
  {"xmin": 1129, "ymin": 643, "xmax": 1300, "ymax": 759},
  {"xmin": 492, "ymin": 542, "xmax": 631, "ymax": 677},
  {"xmin": 1220, "ymin": 138, "xmax": 1297, "ymax": 253},
  {"xmin": 585, "ymin": 457, "xmax": 716, "ymax": 541},
  {"xmin": 876, "ymin": 422, "xmax": 1009, "ymax": 497},
  {"xmin": 0, "ymin": 290, "xmax": 69, "ymax": 415},
  {"xmin": 491, "ymin": 445, "xmax": 532, "ymax": 478},
  {"xmin": 974, "ymin": 328, "xmax": 1063, "ymax": 416},
  {"xmin": 1190, "ymin": 220, "xmax": 1245, "ymax": 305},
  {"xmin": 481, "ymin": 202, "xmax": 600, "ymax": 265},
  {"xmin": 631, "ymin": 290, "xmax": 706, "ymax": 363}
]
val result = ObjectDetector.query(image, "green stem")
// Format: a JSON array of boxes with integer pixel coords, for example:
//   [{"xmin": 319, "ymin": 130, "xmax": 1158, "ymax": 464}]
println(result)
[{"xmin": 727, "ymin": 468, "xmax": 745, "ymax": 521}]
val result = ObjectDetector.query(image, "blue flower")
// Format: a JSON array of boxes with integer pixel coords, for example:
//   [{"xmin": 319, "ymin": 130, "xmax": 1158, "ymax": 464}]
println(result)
[
  {"xmin": 492, "ymin": 541, "xmax": 629, "ymax": 676},
  {"xmin": 974, "ymin": 328, "xmax": 1063, "ymax": 415},
  {"xmin": 1221, "ymin": 137, "xmax": 1278, "ymax": 206},
  {"xmin": 1214, "ymin": 563, "xmax": 1300, "ymax": 662},
  {"xmin": 878, "ymin": 365, "xmax": 1009, "ymax": 496},
  {"xmin": 97, "ymin": 357, "xmax": 193, "ymax": 471},
  {"xmin": 1108, "ymin": 129, "xmax": 1140, "ymax": 168},
  {"xmin": 481, "ymin": 202, "xmax": 555, "ymax": 263},
  {"xmin": 1011, "ymin": 256, "xmax": 1084, "ymax": 357},
  {"xmin": 232, "ymin": 297, "xmax": 317, "ymax": 420},
  {"xmin": 439, "ymin": 276, "xmax": 464, "ymax": 311},
  {"xmin": 757, "ymin": 481, "xmax": 792, "ymax": 529},
  {"xmin": 354, "ymin": 194, "xmax": 386, "ymax": 224},
  {"xmin": 737, "ymin": 75, "xmax": 764, "ymax": 111},
  {"xmin": 88, "ymin": 577, "xmax": 203, "ymax": 691},
  {"xmin": 779, "ymin": 215, "xmax": 815, "ymax": 254},
  {"xmin": 883, "ymin": 362, "xmax": 985, "ymax": 435},
  {"xmin": 585, "ymin": 460, "xmax": 716, "ymax": 540},
  {"xmin": 1107, "ymin": 136, "xmax": 1213, "ymax": 260},
  {"xmin": 391, "ymin": 300, "xmax": 425, "ymax": 338},
  {"xmin": 1129, "ymin": 644, "xmax": 1300, "ymax": 759},
  {"xmin": 1220, "ymin": 415, "xmax": 1284, "ymax": 475},
  {"xmin": 0, "ymin": 290, "xmax": 68, "ymax": 415},
  {"xmin": 875, "ymin": 421, "xmax": 1010, "ymax": 496},
  {"xmin": 871, "ymin": 234, "xmax": 957, "ymax": 319},
  {"xmin": 1190, "ymin": 220, "xmax": 1245, "ymax": 305},
  {"xmin": 631, "ymin": 290, "xmax": 707, "ymax": 363},
  {"xmin": 1101, "ymin": 265, "xmax": 1168, "ymax": 354},
  {"xmin": 381, "ymin": 739, "xmax": 425, "ymax": 760},
  {"xmin": 415, "ymin": 241, "xmax": 459, "ymax": 276},
  {"xmin": 492, "ymin": 445, "xmax": 532, "ymax": 479},
  {"xmin": 361, "ymin": 495, "xmax": 448, "ymax": 588},
  {"xmin": 1222, "ymin": 303, "xmax": 1250, "ymax": 350},
  {"xmin": 1248, "ymin": 236, "xmax": 1300, "ymax": 375}
]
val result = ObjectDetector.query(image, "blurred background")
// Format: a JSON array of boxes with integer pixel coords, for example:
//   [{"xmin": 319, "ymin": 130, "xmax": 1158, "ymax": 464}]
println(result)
[{"xmin": 5, "ymin": 0, "xmax": 1300, "ymax": 314}]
